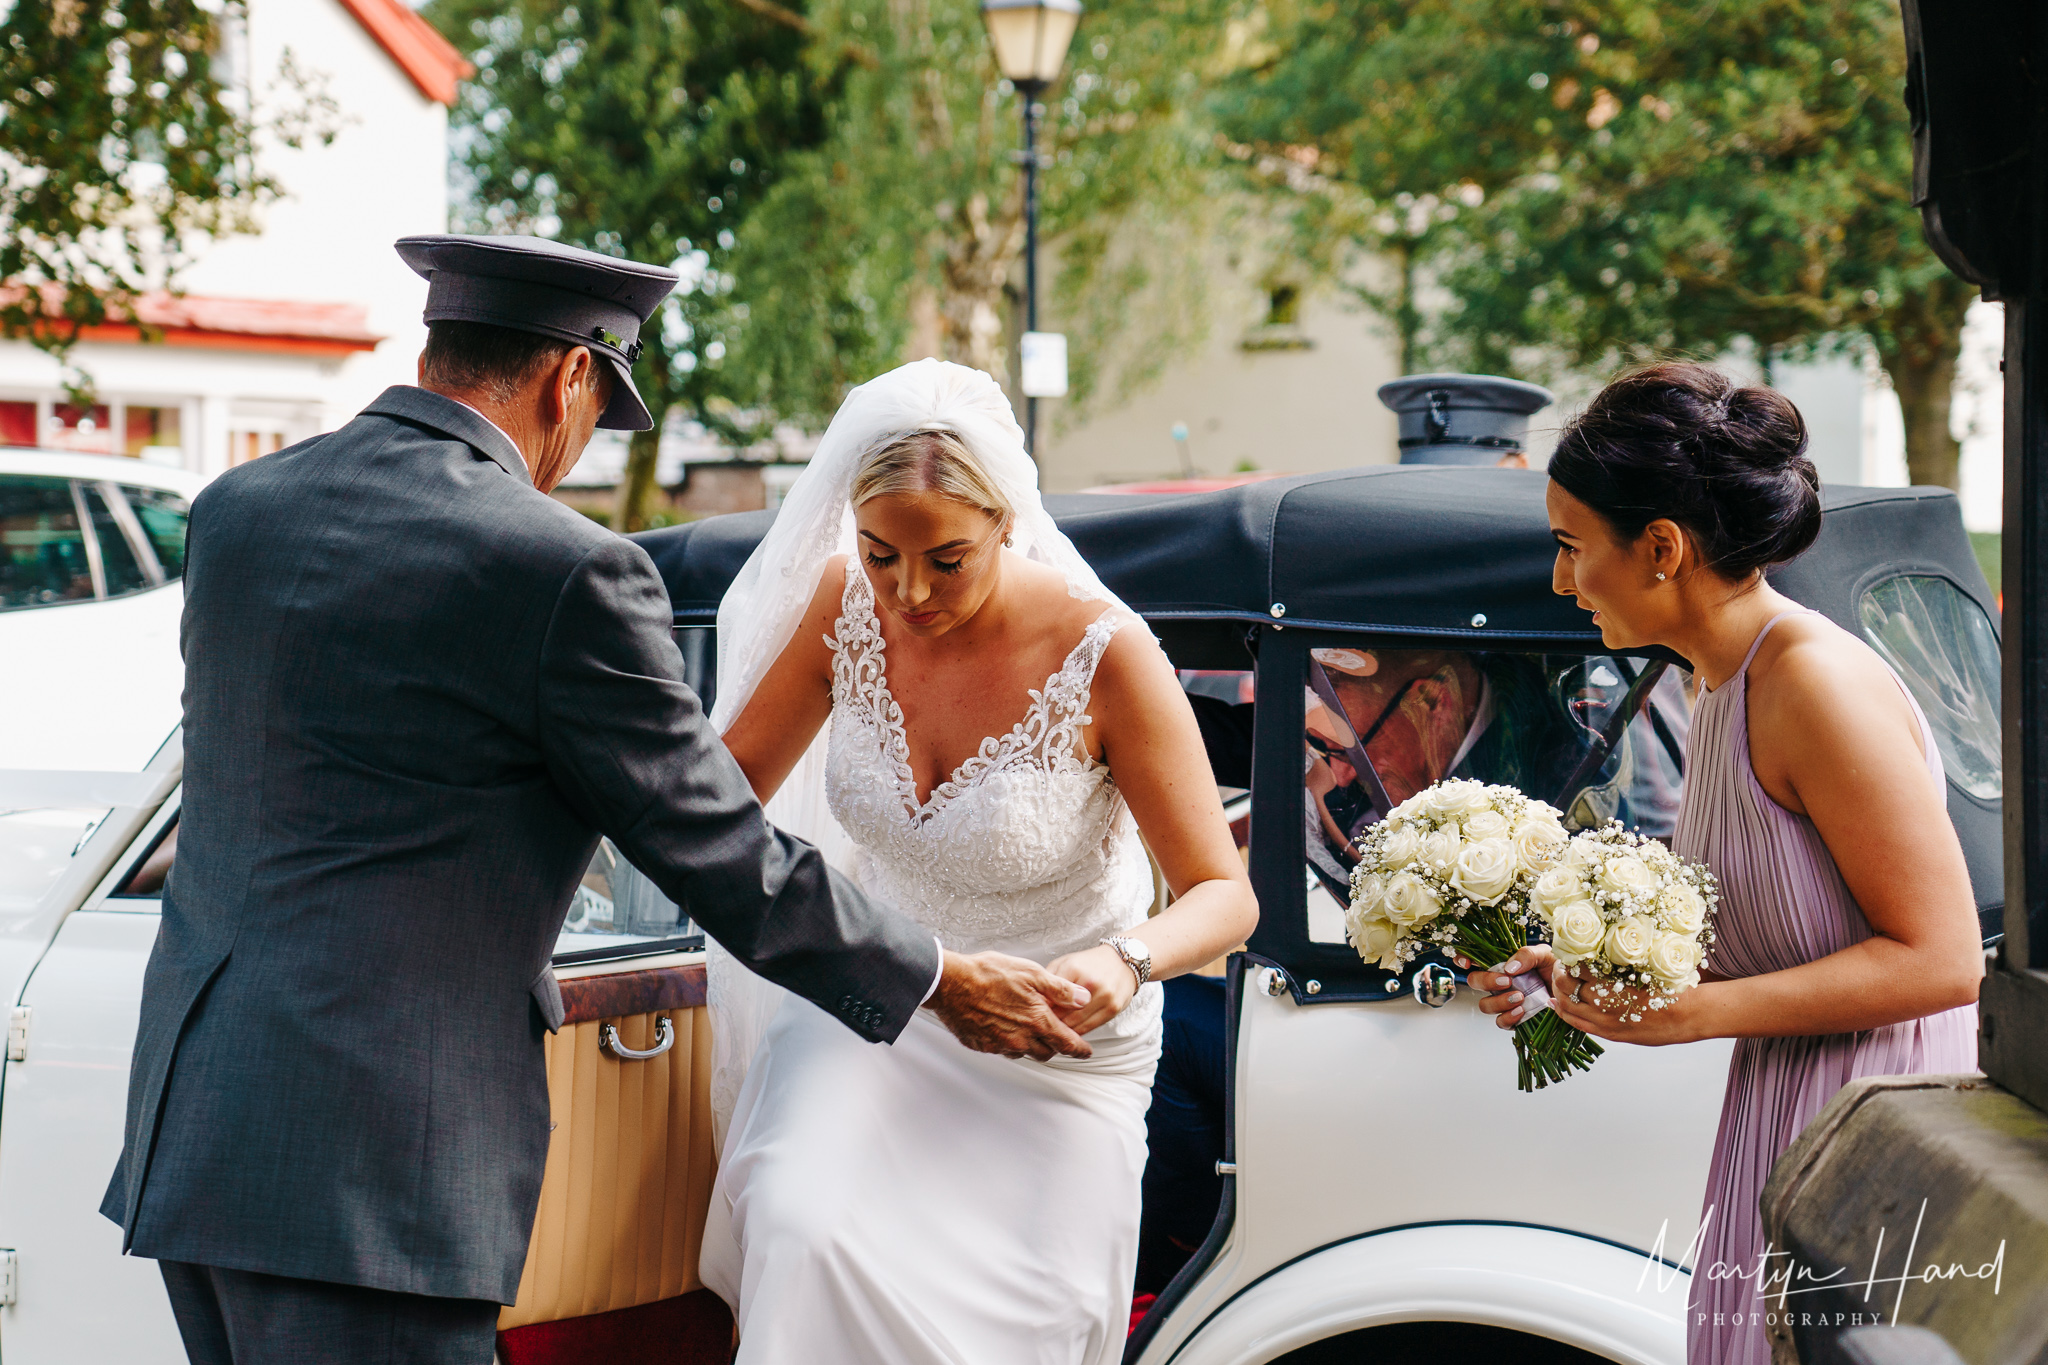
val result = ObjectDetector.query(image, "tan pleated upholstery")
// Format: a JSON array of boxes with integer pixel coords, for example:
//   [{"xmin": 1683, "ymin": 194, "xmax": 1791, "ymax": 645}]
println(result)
[{"xmin": 498, "ymin": 1005, "xmax": 717, "ymax": 1330}]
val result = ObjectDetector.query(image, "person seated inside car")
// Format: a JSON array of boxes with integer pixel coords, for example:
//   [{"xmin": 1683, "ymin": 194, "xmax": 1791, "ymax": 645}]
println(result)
[{"xmin": 1304, "ymin": 646, "xmax": 1589, "ymax": 878}]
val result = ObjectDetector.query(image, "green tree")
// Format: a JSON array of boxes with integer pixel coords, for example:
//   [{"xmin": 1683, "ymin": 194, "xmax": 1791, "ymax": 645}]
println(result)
[
  {"xmin": 714, "ymin": 0, "xmax": 1229, "ymax": 436},
  {"xmin": 0, "ymin": 0, "xmax": 325, "ymax": 397},
  {"xmin": 425, "ymin": 0, "xmax": 835, "ymax": 530},
  {"xmin": 1221, "ymin": 0, "xmax": 1976, "ymax": 487}
]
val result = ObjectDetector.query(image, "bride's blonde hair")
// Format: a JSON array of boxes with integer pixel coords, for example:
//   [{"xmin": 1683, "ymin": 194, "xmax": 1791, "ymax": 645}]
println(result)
[{"xmin": 850, "ymin": 428, "xmax": 1013, "ymax": 527}]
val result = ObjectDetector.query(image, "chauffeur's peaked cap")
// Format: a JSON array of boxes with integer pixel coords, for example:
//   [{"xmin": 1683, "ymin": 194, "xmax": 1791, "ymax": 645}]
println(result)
[{"xmin": 396, "ymin": 233, "xmax": 679, "ymax": 431}]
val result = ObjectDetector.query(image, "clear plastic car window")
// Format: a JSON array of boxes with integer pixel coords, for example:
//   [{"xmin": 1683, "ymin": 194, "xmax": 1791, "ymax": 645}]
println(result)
[
  {"xmin": 1858, "ymin": 575, "xmax": 2002, "ymax": 800},
  {"xmin": 1299, "ymin": 649, "xmax": 1687, "ymax": 941},
  {"xmin": 555, "ymin": 838, "xmax": 699, "ymax": 958}
]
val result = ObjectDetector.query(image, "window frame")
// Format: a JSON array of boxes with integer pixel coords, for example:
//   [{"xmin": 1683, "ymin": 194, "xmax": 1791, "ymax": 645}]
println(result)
[{"xmin": 1244, "ymin": 624, "xmax": 1682, "ymax": 1005}]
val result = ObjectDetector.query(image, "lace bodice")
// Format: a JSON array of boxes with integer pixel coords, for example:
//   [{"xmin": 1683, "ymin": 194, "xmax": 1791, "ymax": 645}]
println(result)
[{"xmin": 824, "ymin": 568, "xmax": 1160, "ymax": 992}]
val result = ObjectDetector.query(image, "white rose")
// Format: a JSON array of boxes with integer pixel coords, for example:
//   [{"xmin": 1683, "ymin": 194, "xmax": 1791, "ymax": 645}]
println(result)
[
  {"xmin": 1378, "ymin": 824, "xmax": 1422, "ymax": 869},
  {"xmin": 1388, "ymin": 794, "xmax": 1428, "ymax": 823},
  {"xmin": 1420, "ymin": 826, "xmax": 1464, "ymax": 872},
  {"xmin": 1424, "ymin": 783, "xmax": 1470, "ymax": 818},
  {"xmin": 1603, "ymin": 915, "xmax": 1657, "ymax": 967},
  {"xmin": 1351, "ymin": 872, "xmax": 1388, "ymax": 917},
  {"xmin": 1381, "ymin": 871, "xmax": 1444, "ymax": 927},
  {"xmin": 1350, "ymin": 911, "xmax": 1402, "ymax": 969},
  {"xmin": 1513, "ymin": 818, "xmax": 1569, "ymax": 873},
  {"xmin": 1659, "ymin": 882, "xmax": 1707, "ymax": 935},
  {"xmin": 1529, "ymin": 865, "xmax": 1584, "ymax": 921},
  {"xmin": 1550, "ymin": 900, "xmax": 1606, "ymax": 963},
  {"xmin": 1597, "ymin": 855, "xmax": 1659, "ymax": 901},
  {"xmin": 1564, "ymin": 838, "xmax": 1606, "ymax": 873},
  {"xmin": 1647, "ymin": 930, "xmax": 1704, "ymax": 985},
  {"xmin": 1457, "ymin": 784, "xmax": 1496, "ymax": 816},
  {"xmin": 1462, "ymin": 808, "xmax": 1510, "ymax": 842},
  {"xmin": 1449, "ymin": 837, "xmax": 1518, "ymax": 905}
]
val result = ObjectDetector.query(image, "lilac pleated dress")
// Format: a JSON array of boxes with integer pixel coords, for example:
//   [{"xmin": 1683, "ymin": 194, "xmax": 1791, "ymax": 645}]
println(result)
[{"xmin": 1673, "ymin": 610, "xmax": 1979, "ymax": 1365}]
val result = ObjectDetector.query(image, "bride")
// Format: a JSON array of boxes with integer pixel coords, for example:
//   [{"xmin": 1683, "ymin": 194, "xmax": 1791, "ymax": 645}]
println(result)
[{"xmin": 696, "ymin": 359, "xmax": 1257, "ymax": 1362}]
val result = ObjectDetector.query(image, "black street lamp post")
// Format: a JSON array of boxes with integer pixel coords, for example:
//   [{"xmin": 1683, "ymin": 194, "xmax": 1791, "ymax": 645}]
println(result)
[{"xmin": 981, "ymin": 0, "xmax": 1082, "ymax": 458}]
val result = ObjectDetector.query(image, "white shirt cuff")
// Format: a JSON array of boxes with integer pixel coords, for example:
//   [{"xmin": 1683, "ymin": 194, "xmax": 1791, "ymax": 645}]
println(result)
[{"xmin": 919, "ymin": 935, "xmax": 946, "ymax": 1005}]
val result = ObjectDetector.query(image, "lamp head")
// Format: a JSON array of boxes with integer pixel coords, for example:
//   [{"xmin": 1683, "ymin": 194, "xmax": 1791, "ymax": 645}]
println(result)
[{"xmin": 980, "ymin": 0, "xmax": 1082, "ymax": 88}]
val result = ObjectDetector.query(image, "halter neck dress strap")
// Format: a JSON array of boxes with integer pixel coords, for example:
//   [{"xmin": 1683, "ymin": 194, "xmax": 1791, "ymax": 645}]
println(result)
[{"xmin": 1732, "ymin": 607, "xmax": 1819, "ymax": 681}]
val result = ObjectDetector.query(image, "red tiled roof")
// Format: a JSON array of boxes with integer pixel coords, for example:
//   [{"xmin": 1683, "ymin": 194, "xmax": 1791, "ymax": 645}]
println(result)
[
  {"xmin": 5, "ymin": 287, "xmax": 385, "ymax": 357},
  {"xmin": 336, "ymin": 0, "xmax": 474, "ymax": 107}
]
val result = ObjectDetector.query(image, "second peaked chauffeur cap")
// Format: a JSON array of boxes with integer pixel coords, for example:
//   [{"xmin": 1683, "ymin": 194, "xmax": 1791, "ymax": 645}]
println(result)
[{"xmin": 395, "ymin": 234, "xmax": 679, "ymax": 432}]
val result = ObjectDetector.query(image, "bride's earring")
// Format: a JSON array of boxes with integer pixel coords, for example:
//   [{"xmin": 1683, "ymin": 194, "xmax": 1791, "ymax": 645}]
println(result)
[{"xmin": 1655, "ymin": 572, "xmax": 1668, "ymax": 581}]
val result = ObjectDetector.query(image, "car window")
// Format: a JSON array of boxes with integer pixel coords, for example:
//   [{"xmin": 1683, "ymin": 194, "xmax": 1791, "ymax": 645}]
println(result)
[
  {"xmin": 1, "ymin": 475, "xmax": 96, "ymax": 608},
  {"xmin": 81, "ymin": 482, "xmax": 152, "ymax": 597},
  {"xmin": 555, "ymin": 838, "xmax": 700, "ymax": 959},
  {"xmin": 124, "ymin": 485, "xmax": 190, "ymax": 578},
  {"xmin": 1859, "ymin": 575, "xmax": 2002, "ymax": 800},
  {"xmin": 1295, "ymin": 646, "xmax": 1684, "ymax": 937},
  {"xmin": 111, "ymin": 816, "xmax": 178, "ymax": 898}
]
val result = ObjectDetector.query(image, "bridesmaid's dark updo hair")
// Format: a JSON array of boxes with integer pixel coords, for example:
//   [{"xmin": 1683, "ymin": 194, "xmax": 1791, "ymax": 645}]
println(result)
[{"xmin": 1547, "ymin": 361, "xmax": 1822, "ymax": 577}]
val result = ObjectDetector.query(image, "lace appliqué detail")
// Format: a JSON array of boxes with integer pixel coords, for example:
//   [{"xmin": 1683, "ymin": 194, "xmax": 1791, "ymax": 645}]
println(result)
[{"xmin": 823, "ymin": 569, "xmax": 1160, "ymax": 997}]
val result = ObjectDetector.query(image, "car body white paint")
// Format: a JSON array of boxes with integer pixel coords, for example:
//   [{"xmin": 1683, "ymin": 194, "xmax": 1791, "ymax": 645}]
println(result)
[
  {"xmin": 1158, "ymin": 1222, "xmax": 1694, "ymax": 1365},
  {"xmin": 1133, "ymin": 975, "xmax": 1734, "ymax": 1364}
]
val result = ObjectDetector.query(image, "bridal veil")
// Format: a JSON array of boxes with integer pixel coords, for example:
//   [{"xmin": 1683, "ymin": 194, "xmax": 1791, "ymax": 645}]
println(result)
[{"xmin": 703, "ymin": 357, "xmax": 1133, "ymax": 1148}]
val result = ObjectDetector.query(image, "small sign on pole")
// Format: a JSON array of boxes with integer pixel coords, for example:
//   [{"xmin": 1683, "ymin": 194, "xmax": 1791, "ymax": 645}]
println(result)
[{"xmin": 1020, "ymin": 331, "xmax": 1069, "ymax": 398}]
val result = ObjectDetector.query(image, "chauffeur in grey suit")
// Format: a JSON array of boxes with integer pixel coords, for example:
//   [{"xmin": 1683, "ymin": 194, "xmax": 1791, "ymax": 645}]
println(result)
[{"xmin": 103, "ymin": 235, "xmax": 1092, "ymax": 1364}]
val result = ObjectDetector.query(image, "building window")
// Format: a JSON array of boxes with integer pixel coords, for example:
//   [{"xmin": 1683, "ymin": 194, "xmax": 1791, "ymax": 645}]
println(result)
[
  {"xmin": 1241, "ymin": 283, "xmax": 1314, "ymax": 352},
  {"xmin": 230, "ymin": 429, "xmax": 286, "ymax": 465},
  {"xmin": 1266, "ymin": 285, "xmax": 1301, "ymax": 327},
  {"xmin": 0, "ymin": 401, "xmax": 35, "ymax": 448},
  {"xmin": 124, "ymin": 405, "xmax": 184, "ymax": 463},
  {"xmin": 48, "ymin": 403, "xmax": 113, "ymax": 454}
]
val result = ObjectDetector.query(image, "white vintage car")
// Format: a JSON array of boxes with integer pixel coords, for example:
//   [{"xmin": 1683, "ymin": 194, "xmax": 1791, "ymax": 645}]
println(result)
[{"xmin": 0, "ymin": 468, "xmax": 2001, "ymax": 1364}]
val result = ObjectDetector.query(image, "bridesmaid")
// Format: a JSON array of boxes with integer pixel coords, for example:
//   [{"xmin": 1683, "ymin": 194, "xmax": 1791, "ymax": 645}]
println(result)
[{"xmin": 1462, "ymin": 362, "xmax": 1983, "ymax": 1365}]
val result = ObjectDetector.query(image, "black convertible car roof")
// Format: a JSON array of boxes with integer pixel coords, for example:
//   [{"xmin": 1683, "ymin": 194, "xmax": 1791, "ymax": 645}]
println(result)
[{"xmin": 632, "ymin": 467, "xmax": 1993, "ymax": 643}]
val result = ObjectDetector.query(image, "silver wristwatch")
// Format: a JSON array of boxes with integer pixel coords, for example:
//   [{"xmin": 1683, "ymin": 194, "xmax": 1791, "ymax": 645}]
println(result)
[{"xmin": 1101, "ymin": 935, "xmax": 1153, "ymax": 986}]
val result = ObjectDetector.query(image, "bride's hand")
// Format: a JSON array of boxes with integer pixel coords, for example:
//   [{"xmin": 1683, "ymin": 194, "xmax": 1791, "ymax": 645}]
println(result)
[{"xmin": 1046, "ymin": 946, "xmax": 1137, "ymax": 1035}]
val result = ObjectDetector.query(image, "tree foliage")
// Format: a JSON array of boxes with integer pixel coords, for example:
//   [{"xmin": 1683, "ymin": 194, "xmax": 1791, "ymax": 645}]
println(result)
[
  {"xmin": 1219, "ymin": 0, "xmax": 1975, "ymax": 486},
  {"xmin": 714, "ymin": 0, "xmax": 1230, "ymax": 433},
  {"xmin": 425, "ymin": 0, "xmax": 834, "ymax": 528},
  {"xmin": 0, "ymin": 0, "xmax": 320, "ymax": 396}
]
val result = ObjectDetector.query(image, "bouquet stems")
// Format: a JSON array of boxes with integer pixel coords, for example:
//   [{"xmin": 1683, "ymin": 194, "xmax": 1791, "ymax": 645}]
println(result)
[{"xmin": 1451, "ymin": 905, "xmax": 1604, "ymax": 1093}]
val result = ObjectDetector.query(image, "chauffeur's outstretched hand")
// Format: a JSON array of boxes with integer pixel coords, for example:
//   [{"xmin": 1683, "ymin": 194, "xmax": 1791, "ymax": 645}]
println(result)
[{"xmin": 926, "ymin": 950, "xmax": 1094, "ymax": 1061}]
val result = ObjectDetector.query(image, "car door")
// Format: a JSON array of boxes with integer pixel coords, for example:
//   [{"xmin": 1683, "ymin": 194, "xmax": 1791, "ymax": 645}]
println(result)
[
  {"xmin": 0, "ymin": 791, "xmax": 720, "ymax": 1365},
  {"xmin": 0, "ymin": 795, "xmax": 184, "ymax": 1363}
]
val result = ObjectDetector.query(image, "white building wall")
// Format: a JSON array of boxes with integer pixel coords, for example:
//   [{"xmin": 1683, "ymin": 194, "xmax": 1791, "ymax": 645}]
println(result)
[
  {"xmin": 179, "ymin": 0, "xmax": 448, "ymax": 428},
  {"xmin": 0, "ymin": 0, "xmax": 448, "ymax": 479},
  {"xmin": 1036, "ymin": 267, "xmax": 1406, "ymax": 492}
]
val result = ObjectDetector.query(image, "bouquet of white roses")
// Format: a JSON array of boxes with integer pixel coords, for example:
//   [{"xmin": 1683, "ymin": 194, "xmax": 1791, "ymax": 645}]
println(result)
[
  {"xmin": 1344, "ymin": 778, "xmax": 1595, "ymax": 1091},
  {"xmin": 1527, "ymin": 820, "xmax": 1719, "ymax": 1030}
]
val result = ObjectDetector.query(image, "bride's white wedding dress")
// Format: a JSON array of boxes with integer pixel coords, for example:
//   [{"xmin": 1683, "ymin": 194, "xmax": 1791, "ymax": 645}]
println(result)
[{"xmin": 698, "ymin": 563, "xmax": 1164, "ymax": 1364}]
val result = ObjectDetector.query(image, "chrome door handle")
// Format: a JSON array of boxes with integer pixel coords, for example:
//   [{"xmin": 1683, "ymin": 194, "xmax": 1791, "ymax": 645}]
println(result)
[
  {"xmin": 599, "ymin": 1016, "xmax": 674, "ymax": 1061},
  {"xmin": 1413, "ymin": 962, "xmax": 1458, "ymax": 1008}
]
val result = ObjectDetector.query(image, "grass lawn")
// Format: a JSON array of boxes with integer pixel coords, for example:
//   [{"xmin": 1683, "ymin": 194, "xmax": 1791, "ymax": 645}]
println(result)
[{"xmin": 1970, "ymin": 532, "xmax": 2001, "ymax": 595}]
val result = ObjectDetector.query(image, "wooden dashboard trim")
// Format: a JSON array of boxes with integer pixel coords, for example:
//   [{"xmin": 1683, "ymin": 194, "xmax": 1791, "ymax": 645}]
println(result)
[{"xmin": 555, "ymin": 962, "xmax": 707, "ymax": 1026}]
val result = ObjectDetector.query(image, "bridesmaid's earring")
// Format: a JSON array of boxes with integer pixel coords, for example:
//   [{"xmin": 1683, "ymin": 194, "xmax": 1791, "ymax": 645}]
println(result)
[{"xmin": 1655, "ymin": 572, "xmax": 1668, "ymax": 581}]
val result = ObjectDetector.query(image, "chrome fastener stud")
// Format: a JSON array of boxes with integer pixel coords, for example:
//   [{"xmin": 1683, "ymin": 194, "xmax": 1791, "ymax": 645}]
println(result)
[
  {"xmin": 1269, "ymin": 603, "xmax": 1287, "ymax": 618},
  {"xmin": 1262, "ymin": 967, "xmax": 1289, "ymax": 997},
  {"xmin": 1305, "ymin": 979, "xmax": 1322, "ymax": 995},
  {"xmin": 1470, "ymin": 613, "xmax": 1488, "ymax": 628}
]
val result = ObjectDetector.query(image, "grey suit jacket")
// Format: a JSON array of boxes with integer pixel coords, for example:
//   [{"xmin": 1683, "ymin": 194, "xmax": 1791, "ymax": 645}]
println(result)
[{"xmin": 100, "ymin": 386, "xmax": 937, "ymax": 1302}]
